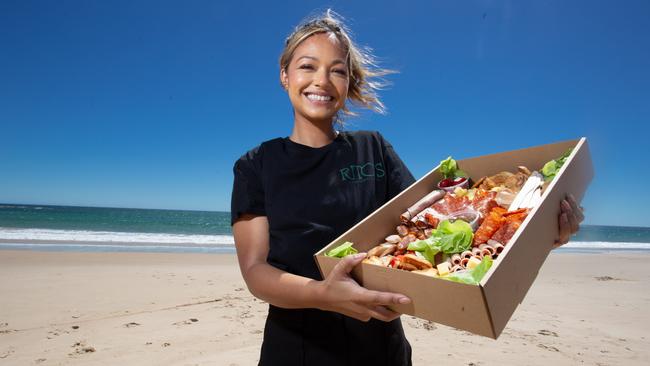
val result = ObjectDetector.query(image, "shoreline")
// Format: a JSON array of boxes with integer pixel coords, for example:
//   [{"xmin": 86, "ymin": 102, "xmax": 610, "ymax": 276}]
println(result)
[
  {"xmin": 0, "ymin": 239, "xmax": 236, "ymax": 254},
  {"xmin": 3, "ymin": 238, "xmax": 650, "ymax": 256},
  {"xmin": 0, "ymin": 238, "xmax": 234, "ymax": 247}
]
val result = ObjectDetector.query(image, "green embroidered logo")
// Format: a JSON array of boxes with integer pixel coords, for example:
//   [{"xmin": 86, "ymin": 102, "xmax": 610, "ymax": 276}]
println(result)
[{"xmin": 339, "ymin": 162, "xmax": 385, "ymax": 182}]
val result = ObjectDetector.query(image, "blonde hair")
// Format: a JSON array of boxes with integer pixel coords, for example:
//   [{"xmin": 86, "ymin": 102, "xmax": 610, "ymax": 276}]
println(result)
[{"xmin": 279, "ymin": 10, "xmax": 395, "ymax": 123}]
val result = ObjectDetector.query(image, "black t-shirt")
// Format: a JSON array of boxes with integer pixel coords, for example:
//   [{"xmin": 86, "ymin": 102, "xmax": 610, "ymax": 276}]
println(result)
[
  {"xmin": 230, "ymin": 130, "xmax": 415, "ymax": 366},
  {"xmin": 231, "ymin": 130, "xmax": 415, "ymax": 279}
]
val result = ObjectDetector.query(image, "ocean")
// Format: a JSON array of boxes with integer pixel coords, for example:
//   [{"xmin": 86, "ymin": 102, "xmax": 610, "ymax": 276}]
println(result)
[{"xmin": 0, "ymin": 204, "xmax": 648, "ymax": 253}]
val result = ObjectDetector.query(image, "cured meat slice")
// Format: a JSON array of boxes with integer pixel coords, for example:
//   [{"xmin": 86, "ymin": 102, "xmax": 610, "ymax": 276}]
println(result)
[
  {"xmin": 472, "ymin": 206, "xmax": 507, "ymax": 246},
  {"xmin": 470, "ymin": 190, "xmax": 499, "ymax": 223},
  {"xmin": 490, "ymin": 209, "xmax": 528, "ymax": 244},
  {"xmin": 431, "ymin": 193, "xmax": 470, "ymax": 216}
]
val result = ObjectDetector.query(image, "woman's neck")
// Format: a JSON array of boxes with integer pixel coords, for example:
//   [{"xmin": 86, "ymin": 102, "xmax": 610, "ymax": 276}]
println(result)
[{"xmin": 289, "ymin": 117, "xmax": 338, "ymax": 148}]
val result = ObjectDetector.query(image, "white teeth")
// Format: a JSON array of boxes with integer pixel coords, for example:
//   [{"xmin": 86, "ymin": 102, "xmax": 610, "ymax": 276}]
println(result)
[{"xmin": 306, "ymin": 93, "xmax": 332, "ymax": 101}]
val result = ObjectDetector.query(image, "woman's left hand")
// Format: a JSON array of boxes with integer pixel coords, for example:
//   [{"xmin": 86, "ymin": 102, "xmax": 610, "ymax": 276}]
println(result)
[{"xmin": 554, "ymin": 194, "xmax": 585, "ymax": 248}]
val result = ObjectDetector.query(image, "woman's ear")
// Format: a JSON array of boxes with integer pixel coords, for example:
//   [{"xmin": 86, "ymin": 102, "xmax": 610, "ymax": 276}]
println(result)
[{"xmin": 280, "ymin": 68, "xmax": 288, "ymax": 90}]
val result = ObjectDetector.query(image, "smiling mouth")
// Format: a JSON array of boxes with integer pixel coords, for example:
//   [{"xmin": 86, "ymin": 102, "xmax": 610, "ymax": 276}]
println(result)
[{"xmin": 304, "ymin": 92, "xmax": 334, "ymax": 102}]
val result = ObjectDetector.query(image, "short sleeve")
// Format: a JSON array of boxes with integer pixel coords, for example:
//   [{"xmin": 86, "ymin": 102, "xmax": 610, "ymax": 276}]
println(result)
[
  {"xmin": 377, "ymin": 132, "xmax": 416, "ymax": 200},
  {"xmin": 231, "ymin": 155, "xmax": 266, "ymax": 225}
]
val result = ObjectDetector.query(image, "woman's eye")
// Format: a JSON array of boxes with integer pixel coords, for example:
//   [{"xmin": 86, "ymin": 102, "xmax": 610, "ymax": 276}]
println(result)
[
  {"xmin": 298, "ymin": 64, "xmax": 314, "ymax": 70},
  {"xmin": 333, "ymin": 69, "xmax": 347, "ymax": 76}
]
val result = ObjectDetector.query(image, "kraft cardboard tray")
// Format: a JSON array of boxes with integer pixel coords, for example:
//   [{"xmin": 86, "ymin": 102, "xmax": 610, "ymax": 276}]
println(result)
[{"xmin": 314, "ymin": 138, "xmax": 594, "ymax": 339}]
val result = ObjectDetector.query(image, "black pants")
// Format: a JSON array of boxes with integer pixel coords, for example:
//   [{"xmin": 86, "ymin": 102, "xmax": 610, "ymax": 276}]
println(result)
[{"xmin": 258, "ymin": 305, "xmax": 412, "ymax": 366}]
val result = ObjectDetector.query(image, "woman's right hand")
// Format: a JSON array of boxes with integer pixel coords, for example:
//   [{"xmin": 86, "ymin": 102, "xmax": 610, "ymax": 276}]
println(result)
[{"xmin": 316, "ymin": 253, "xmax": 411, "ymax": 322}]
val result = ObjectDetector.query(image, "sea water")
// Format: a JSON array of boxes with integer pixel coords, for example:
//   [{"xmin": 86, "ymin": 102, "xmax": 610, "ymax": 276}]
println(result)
[
  {"xmin": 0, "ymin": 204, "xmax": 648, "ymax": 253},
  {"xmin": 0, "ymin": 204, "xmax": 232, "ymax": 253}
]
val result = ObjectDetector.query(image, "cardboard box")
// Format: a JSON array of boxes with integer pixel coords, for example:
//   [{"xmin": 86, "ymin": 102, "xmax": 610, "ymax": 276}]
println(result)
[{"xmin": 314, "ymin": 138, "xmax": 594, "ymax": 339}]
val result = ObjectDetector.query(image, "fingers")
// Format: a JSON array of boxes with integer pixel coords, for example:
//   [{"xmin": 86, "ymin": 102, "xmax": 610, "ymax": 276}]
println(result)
[
  {"xmin": 555, "ymin": 212, "xmax": 571, "ymax": 247},
  {"xmin": 345, "ymin": 304, "xmax": 401, "ymax": 322},
  {"xmin": 332, "ymin": 253, "xmax": 366, "ymax": 277},
  {"xmin": 556, "ymin": 194, "xmax": 585, "ymax": 249},
  {"xmin": 561, "ymin": 199, "xmax": 580, "ymax": 234},
  {"xmin": 567, "ymin": 194, "xmax": 585, "ymax": 222},
  {"xmin": 358, "ymin": 289, "xmax": 411, "ymax": 306},
  {"xmin": 369, "ymin": 305, "xmax": 401, "ymax": 322},
  {"xmin": 345, "ymin": 304, "xmax": 372, "ymax": 322}
]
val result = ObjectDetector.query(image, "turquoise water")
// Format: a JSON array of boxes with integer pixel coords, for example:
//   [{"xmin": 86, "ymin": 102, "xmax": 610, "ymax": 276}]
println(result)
[
  {"xmin": 0, "ymin": 203, "xmax": 648, "ymax": 253},
  {"xmin": 0, "ymin": 204, "xmax": 231, "ymax": 235},
  {"xmin": 571, "ymin": 225, "xmax": 650, "ymax": 243}
]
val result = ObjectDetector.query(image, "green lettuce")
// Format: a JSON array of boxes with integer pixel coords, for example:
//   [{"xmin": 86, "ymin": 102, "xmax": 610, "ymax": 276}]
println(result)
[
  {"xmin": 325, "ymin": 241, "xmax": 358, "ymax": 258},
  {"xmin": 442, "ymin": 256, "xmax": 493, "ymax": 285},
  {"xmin": 436, "ymin": 220, "xmax": 474, "ymax": 253},
  {"xmin": 541, "ymin": 149, "xmax": 573, "ymax": 182},
  {"xmin": 407, "ymin": 219, "xmax": 474, "ymax": 263},
  {"xmin": 439, "ymin": 156, "xmax": 468, "ymax": 179},
  {"xmin": 407, "ymin": 239, "xmax": 441, "ymax": 264}
]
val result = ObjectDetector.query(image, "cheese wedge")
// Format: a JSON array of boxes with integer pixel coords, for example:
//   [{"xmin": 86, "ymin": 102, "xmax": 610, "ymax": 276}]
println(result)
[
  {"xmin": 437, "ymin": 262, "xmax": 451, "ymax": 276},
  {"xmin": 467, "ymin": 256, "xmax": 482, "ymax": 269}
]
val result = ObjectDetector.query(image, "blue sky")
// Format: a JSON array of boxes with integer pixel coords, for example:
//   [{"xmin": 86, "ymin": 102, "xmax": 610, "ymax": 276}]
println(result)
[{"xmin": 1, "ymin": 1, "xmax": 648, "ymax": 227}]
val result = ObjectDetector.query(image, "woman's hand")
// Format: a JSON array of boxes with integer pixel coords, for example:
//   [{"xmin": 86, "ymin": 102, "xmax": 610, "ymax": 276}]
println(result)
[
  {"xmin": 234, "ymin": 215, "xmax": 409, "ymax": 319},
  {"xmin": 316, "ymin": 253, "xmax": 411, "ymax": 322},
  {"xmin": 554, "ymin": 194, "xmax": 585, "ymax": 248}
]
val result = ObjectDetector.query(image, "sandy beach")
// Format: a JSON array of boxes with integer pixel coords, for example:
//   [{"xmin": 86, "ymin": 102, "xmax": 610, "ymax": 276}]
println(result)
[{"xmin": 0, "ymin": 250, "xmax": 648, "ymax": 366}]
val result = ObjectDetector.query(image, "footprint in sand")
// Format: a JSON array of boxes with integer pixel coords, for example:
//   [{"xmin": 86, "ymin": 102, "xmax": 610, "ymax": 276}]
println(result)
[
  {"xmin": 47, "ymin": 328, "xmax": 70, "ymax": 339},
  {"xmin": 595, "ymin": 276, "xmax": 622, "ymax": 281},
  {"xmin": 172, "ymin": 318, "xmax": 199, "ymax": 326},
  {"xmin": 239, "ymin": 311, "xmax": 254, "ymax": 319},
  {"xmin": 537, "ymin": 343, "xmax": 560, "ymax": 352},
  {"xmin": 0, "ymin": 348, "xmax": 15, "ymax": 359},
  {"xmin": 538, "ymin": 329, "xmax": 559, "ymax": 337},
  {"xmin": 69, "ymin": 341, "xmax": 96, "ymax": 356},
  {"xmin": 124, "ymin": 322, "xmax": 141, "ymax": 328},
  {"xmin": 0, "ymin": 322, "xmax": 14, "ymax": 334}
]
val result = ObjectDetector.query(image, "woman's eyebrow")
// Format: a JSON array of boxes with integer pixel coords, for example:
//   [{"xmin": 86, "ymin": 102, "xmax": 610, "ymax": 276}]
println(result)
[
  {"xmin": 297, "ymin": 55, "xmax": 346, "ymax": 65},
  {"xmin": 297, "ymin": 55, "xmax": 317, "ymax": 62}
]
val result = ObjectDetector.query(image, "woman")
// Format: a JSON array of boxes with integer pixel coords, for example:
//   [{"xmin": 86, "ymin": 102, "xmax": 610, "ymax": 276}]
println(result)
[{"xmin": 231, "ymin": 11, "xmax": 583, "ymax": 366}]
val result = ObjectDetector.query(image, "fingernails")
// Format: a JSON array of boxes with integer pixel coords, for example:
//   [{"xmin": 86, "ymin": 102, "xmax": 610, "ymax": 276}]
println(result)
[
  {"xmin": 354, "ymin": 253, "xmax": 366, "ymax": 259},
  {"xmin": 398, "ymin": 297, "xmax": 411, "ymax": 304}
]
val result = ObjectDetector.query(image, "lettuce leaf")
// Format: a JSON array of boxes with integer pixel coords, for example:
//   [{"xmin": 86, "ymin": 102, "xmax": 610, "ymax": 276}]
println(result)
[
  {"xmin": 436, "ymin": 220, "xmax": 474, "ymax": 253},
  {"xmin": 439, "ymin": 156, "xmax": 467, "ymax": 179},
  {"xmin": 407, "ymin": 219, "xmax": 474, "ymax": 262},
  {"xmin": 407, "ymin": 238, "xmax": 441, "ymax": 263},
  {"xmin": 325, "ymin": 241, "xmax": 358, "ymax": 258},
  {"xmin": 438, "ymin": 231, "xmax": 473, "ymax": 253},
  {"xmin": 442, "ymin": 256, "xmax": 493, "ymax": 285},
  {"xmin": 542, "ymin": 148, "xmax": 573, "ymax": 182}
]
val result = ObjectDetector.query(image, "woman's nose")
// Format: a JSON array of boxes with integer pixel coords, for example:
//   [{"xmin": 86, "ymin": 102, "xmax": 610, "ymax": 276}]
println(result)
[{"xmin": 313, "ymin": 68, "xmax": 331, "ymax": 87}]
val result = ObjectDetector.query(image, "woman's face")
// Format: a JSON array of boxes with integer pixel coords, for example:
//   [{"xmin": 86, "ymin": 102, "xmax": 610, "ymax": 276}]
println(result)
[{"xmin": 281, "ymin": 33, "xmax": 349, "ymax": 125}]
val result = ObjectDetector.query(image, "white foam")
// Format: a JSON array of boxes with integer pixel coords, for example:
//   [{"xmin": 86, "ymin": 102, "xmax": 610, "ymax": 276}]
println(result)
[
  {"xmin": 561, "ymin": 241, "xmax": 650, "ymax": 250},
  {"xmin": 2, "ymin": 228, "xmax": 648, "ymax": 251},
  {"xmin": 0, "ymin": 242, "xmax": 235, "ymax": 252},
  {"xmin": 0, "ymin": 227, "xmax": 234, "ymax": 245}
]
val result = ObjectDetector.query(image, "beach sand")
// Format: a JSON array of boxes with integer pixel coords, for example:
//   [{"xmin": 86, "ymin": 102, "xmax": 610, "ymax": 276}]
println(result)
[{"xmin": 0, "ymin": 250, "xmax": 648, "ymax": 365}]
